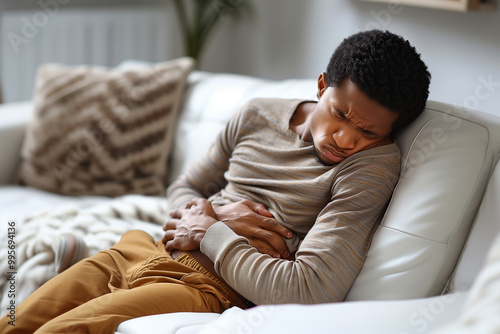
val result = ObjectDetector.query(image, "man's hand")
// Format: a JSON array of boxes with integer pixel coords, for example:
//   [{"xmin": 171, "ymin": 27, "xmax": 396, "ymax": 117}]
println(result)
[
  {"xmin": 214, "ymin": 200, "xmax": 293, "ymax": 259},
  {"xmin": 162, "ymin": 198, "xmax": 218, "ymax": 252}
]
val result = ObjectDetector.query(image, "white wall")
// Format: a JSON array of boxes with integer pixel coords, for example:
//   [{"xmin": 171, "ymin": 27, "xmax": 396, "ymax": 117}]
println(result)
[
  {"xmin": 0, "ymin": 0, "xmax": 179, "ymax": 102},
  {"xmin": 1, "ymin": 0, "xmax": 498, "ymax": 116},
  {"xmin": 202, "ymin": 0, "xmax": 500, "ymax": 117}
]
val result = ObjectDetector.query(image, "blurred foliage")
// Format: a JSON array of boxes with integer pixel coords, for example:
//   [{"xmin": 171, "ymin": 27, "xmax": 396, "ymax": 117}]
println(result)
[{"xmin": 173, "ymin": 0, "xmax": 254, "ymax": 66}]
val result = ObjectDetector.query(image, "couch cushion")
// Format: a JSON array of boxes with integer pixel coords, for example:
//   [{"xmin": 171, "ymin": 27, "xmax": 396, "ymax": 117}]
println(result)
[
  {"xmin": 115, "ymin": 312, "xmax": 220, "ymax": 334},
  {"xmin": 434, "ymin": 232, "xmax": 500, "ymax": 333},
  {"xmin": 116, "ymin": 292, "xmax": 467, "ymax": 334},
  {"xmin": 16, "ymin": 57, "xmax": 194, "ymax": 197},
  {"xmin": 449, "ymin": 155, "xmax": 500, "ymax": 292},
  {"xmin": 0, "ymin": 185, "xmax": 110, "ymax": 229},
  {"xmin": 346, "ymin": 101, "xmax": 500, "ymax": 300}
]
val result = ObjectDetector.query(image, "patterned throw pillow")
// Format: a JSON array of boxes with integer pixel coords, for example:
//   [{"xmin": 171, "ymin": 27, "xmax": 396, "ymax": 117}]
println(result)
[{"xmin": 17, "ymin": 57, "xmax": 195, "ymax": 197}]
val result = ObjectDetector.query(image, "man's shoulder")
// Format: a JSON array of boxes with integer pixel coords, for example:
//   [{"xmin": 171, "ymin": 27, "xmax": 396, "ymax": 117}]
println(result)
[
  {"xmin": 239, "ymin": 98, "xmax": 305, "ymax": 124},
  {"xmin": 338, "ymin": 143, "xmax": 401, "ymax": 186},
  {"xmin": 346, "ymin": 142, "xmax": 400, "ymax": 164},
  {"xmin": 244, "ymin": 97, "xmax": 304, "ymax": 111}
]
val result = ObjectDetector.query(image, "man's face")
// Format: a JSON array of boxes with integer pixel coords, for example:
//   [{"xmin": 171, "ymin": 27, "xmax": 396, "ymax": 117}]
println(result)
[{"xmin": 308, "ymin": 76, "xmax": 398, "ymax": 166}]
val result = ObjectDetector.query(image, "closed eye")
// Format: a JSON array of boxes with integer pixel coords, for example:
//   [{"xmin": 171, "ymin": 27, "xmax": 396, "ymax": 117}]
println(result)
[
  {"xmin": 362, "ymin": 129, "xmax": 378, "ymax": 138},
  {"xmin": 334, "ymin": 108, "xmax": 380, "ymax": 138},
  {"xmin": 333, "ymin": 109, "xmax": 346, "ymax": 119}
]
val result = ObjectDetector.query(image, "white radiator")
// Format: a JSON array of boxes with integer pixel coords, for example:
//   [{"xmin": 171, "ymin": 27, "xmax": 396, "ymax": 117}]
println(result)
[{"xmin": 1, "ymin": 5, "xmax": 177, "ymax": 103}]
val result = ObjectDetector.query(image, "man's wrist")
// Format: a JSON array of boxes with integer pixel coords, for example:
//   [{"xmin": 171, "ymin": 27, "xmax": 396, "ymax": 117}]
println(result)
[
  {"xmin": 212, "ymin": 204, "xmax": 224, "ymax": 220},
  {"xmin": 201, "ymin": 222, "xmax": 247, "ymax": 261},
  {"xmin": 204, "ymin": 217, "xmax": 219, "ymax": 231}
]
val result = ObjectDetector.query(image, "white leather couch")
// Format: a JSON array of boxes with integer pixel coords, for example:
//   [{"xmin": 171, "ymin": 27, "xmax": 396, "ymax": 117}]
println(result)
[{"xmin": 1, "ymin": 69, "xmax": 500, "ymax": 333}]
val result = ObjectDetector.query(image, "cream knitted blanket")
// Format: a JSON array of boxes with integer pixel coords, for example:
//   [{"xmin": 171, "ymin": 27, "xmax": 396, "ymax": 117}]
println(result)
[{"xmin": 0, "ymin": 195, "xmax": 166, "ymax": 310}]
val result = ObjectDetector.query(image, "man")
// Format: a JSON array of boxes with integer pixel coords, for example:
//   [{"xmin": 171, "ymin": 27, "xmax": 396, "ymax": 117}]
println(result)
[{"xmin": 1, "ymin": 29, "xmax": 430, "ymax": 333}]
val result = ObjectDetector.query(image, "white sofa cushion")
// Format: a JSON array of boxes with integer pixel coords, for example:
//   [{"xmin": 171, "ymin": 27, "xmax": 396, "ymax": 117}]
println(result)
[
  {"xmin": 434, "ymin": 233, "xmax": 500, "ymax": 333},
  {"xmin": 346, "ymin": 101, "xmax": 500, "ymax": 300},
  {"xmin": 0, "ymin": 186, "xmax": 110, "ymax": 224},
  {"xmin": 449, "ymin": 153, "xmax": 500, "ymax": 292},
  {"xmin": 115, "ymin": 312, "xmax": 220, "ymax": 334},
  {"xmin": 116, "ymin": 292, "xmax": 468, "ymax": 334}
]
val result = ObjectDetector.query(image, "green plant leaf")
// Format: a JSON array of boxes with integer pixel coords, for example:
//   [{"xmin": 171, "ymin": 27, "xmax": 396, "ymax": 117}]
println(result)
[{"xmin": 172, "ymin": 0, "xmax": 254, "ymax": 64}]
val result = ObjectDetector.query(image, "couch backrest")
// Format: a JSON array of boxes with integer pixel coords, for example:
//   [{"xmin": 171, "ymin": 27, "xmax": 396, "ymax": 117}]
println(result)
[
  {"xmin": 171, "ymin": 71, "xmax": 500, "ymax": 301},
  {"xmin": 0, "ymin": 101, "xmax": 33, "ymax": 184},
  {"xmin": 346, "ymin": 101, "xmax": 500, "ymax": 300}
]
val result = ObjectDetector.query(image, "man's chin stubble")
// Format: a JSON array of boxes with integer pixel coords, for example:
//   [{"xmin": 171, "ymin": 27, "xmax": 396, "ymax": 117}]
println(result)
[{"xmin": 312, "ymin": 145, "xmax": 333, "ymax": 167}]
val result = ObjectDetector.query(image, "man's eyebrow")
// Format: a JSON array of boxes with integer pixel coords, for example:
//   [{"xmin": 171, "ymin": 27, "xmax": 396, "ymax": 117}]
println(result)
[
  {"xmin": 333, "ymin": 107, "xmax": 347, "ymax": 116},
  {"xmin": 363, "ymin": 128, "xmax": 381, "ymax": 136},
  {"xmin": 331, "ymin": 106, "xmax": 382, "ymax": 137},
  {"xmin": 334, "ymin": 107, "xmax": 382, "ymax": 137},
  {"xmin": 359, "ymin": 122, "xmax": 382, "ymax": 136}
]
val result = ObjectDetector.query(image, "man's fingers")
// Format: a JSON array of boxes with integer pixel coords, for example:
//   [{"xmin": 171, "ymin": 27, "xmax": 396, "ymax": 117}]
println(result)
[
  {"xmin": 163, "ymin": 219, "xmax": 178, "ymax": 231},
  {"xmin": 164, "ymin": 239, "xmax": 179, "ymax": 252},
  {"xmin": 162, "ymin": 230, "xmax": 175, "ymax": 244},
  {"xmin": 249, "ymin": 239, "xmax": 281, "ymax": 259},
  {"xmin": 185, "ymin": 196, "xmax": 208, "ymax": 209},
  {"xmin": 262, "ymin": 218, "xmax": 293, "ymax": 239},
  {"xmin": 238, "ymin": 199, "xmax": 293, "ymax": 239},
  {"xmin": 194, "ymin": 198, "xmax": 216, "ymax": 217},
  {"xmin": 255, "ymin": 229, "xmax": 290, "ymax": 259},
  {"xmin": 193, "ymin": 197, "xmax": 207, "ymax": 206},
  {"xmin": 241, "ymin": 199, "xmax": 274, "ymax": 218},
  {"xmin": 169, "ymin": 209, "xmax": 182, "ymax": 218}
]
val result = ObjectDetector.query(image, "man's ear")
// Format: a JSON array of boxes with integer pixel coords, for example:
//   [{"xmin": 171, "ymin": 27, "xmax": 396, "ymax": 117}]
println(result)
[{"xmin": 317, "ymin": 72, "xmax": 327, "ymax": 100}]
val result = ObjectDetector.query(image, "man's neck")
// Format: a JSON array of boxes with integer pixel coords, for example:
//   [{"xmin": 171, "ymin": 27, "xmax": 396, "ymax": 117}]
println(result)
[{"xmin": 289, "ymin": 101, "xmax": 316, "ymax": 142}]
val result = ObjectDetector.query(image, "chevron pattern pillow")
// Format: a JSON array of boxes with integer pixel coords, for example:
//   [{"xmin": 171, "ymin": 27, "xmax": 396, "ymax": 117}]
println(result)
[{"xmin": 17, "ymin": 57, "xmax": 195, "ymax": 197}]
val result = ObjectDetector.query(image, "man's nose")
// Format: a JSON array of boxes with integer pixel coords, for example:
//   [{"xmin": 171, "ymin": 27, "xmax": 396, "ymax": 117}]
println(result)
[{"xmin": 332, "ymin": 127, "xmax": 356, "ymax": 150}]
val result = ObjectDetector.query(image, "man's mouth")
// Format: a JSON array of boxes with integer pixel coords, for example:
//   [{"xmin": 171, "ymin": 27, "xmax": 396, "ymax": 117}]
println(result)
[
  {"xmin": 311, "ymin": 139, "xmax": 347, "ymax": 166},
  {"xmin": 324, "ymin": 146, "xmax": 346, "ymax": 163}
]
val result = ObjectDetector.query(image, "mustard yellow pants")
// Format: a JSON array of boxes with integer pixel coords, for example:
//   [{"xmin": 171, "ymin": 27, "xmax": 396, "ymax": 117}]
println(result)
[{"xmin": 1, "ymin": 230, "xmax": 246, "ymax": 334}]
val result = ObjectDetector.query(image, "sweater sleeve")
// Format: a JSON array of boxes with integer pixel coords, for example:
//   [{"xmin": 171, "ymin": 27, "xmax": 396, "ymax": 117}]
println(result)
[
  {"xmin": 166, "ymin": 102, "xmax": 247, "ymax": 210},
  {"xmin": 201, "ymin": 154, "xmax": 400, "ymax": 305}
]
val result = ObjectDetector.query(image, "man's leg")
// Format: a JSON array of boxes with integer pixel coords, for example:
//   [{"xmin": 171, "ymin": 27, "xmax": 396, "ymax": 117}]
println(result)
[
  {"xmin": 1, "ymin": 230, "xmax": 239, "ymax": 333},
  {"xmin": 0, "ymin": 250, "xmax": 121, "ymax": 333},
  {"xmin": 0, "ymin": 230, "xmax": 161, "ymax": 333},
  {"xmin": 35, "ymin": 279, "xmax": 223, "ymax": 334}
]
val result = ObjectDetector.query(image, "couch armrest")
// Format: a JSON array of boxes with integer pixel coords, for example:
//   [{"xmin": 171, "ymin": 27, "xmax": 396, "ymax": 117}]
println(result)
[{"xmin": 0, "ymin": 101, "xmax": 32, "ymax": 185}]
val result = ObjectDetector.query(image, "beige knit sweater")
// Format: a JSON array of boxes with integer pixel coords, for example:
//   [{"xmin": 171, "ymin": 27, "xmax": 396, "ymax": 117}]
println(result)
[{"xmin": 167, "ymin": 98, "xmax": 400, "ymax": 304}]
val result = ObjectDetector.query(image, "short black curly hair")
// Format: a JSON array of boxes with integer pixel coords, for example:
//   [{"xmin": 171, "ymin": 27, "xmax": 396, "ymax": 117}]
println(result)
[{"xmin": 326, "ymin": 30, "xmax": 431, "ymax": 132}]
